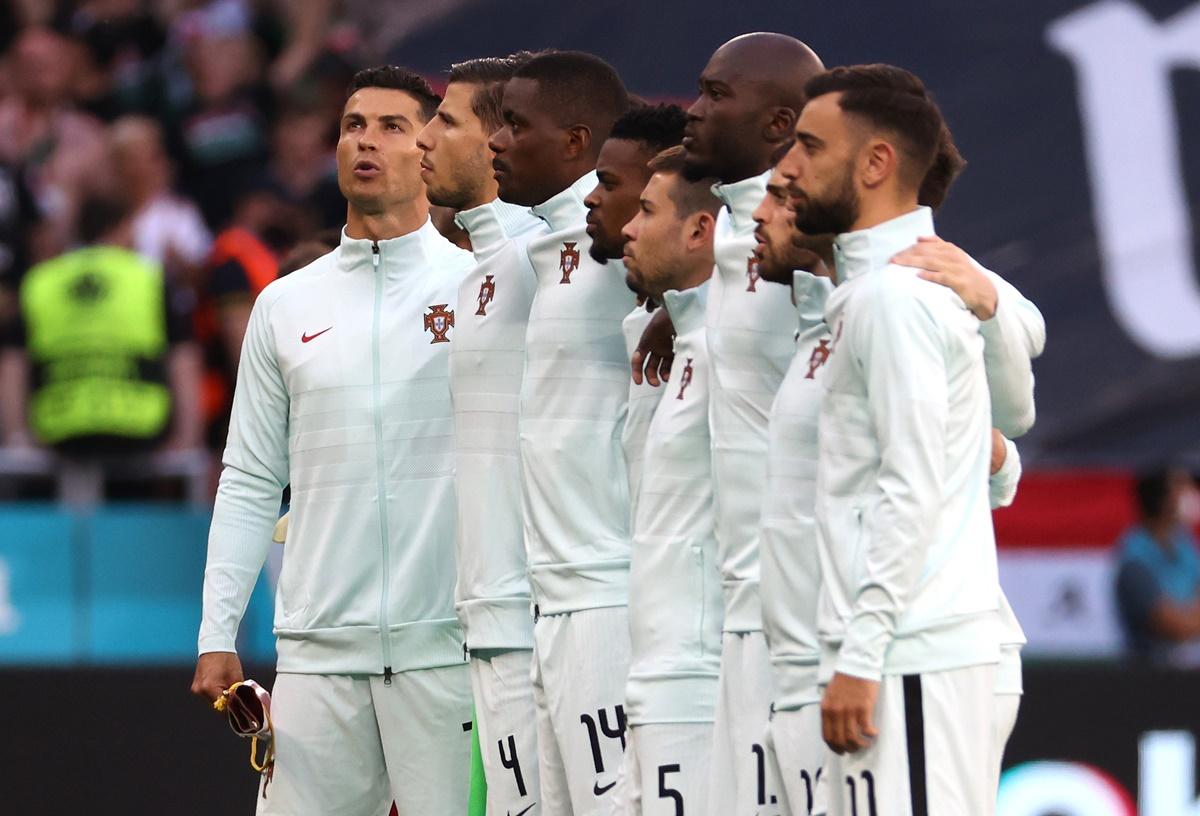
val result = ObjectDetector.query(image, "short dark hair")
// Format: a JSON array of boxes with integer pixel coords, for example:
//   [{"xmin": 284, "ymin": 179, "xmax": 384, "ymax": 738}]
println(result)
[
  {"xmin": 608, "ymin": 103, "xmax": 688, "ymax": 156},
  {"xmin": 78, "ymin": 194, "xmax": 129, "ymax": 245},
  {"xmin": 512, "ymin": 50, "xmax": 630, "ymax": 146},
  {"xmin": 347, "ymin": 65, "xmax": 441, "ymax": 123},
  {"xmin": 447, "ymin": 52, "xmax": 533, "ymax": 133},
  {"xmin": 805, "ymin": 64, "xmax": 946, "ymax": 192},
  {"xmin": 647, "ymin": 146, "xmax": 721, "ymax": 217},
  {"xmin": 918, "ymin": 123, "xmax": 967, "ymax": 210},
  {"xmin": 1135, "ymin": 468, "xmax": 1174, "ymax": 520}
]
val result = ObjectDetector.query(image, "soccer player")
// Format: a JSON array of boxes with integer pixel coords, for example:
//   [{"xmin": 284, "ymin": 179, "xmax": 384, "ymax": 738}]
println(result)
[
  {"xmin": 415, "ymin": 54, "xmax": 545, "ymax": 816},
  {"xmin": 583, "ymin": 103, "xmax": 687, "ymax": 519},
  {"xmin": 786, "ymin": 63, "xmax": 1002, "ymax": 814},
  {"xmin": 680, "ymin": 32, "xmax": 825, "ymax": 816},
  {"xmin": 612, "ymin": 145, "xmax": 725, "ymax": 815},
  {"xmin": 757, "ymin": 151, "xmax": 1041, "ymax": 813},
  {"xmin": 191, "ymin": 67, "xmax": 475, "ymax": 815},
  {"xmin": 488, "ymin": 51, "xmax": 635, "ymax": 815}
]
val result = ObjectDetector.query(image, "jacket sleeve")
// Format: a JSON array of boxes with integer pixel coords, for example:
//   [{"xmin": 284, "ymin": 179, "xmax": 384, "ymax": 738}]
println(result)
[
  {"xmin": 836, "ymin": 284, "xmax": 948, "ymax": 681},
  {"xmin": 989, "ymin": 437, "xmax": 1022, "ymax": 509},
  {"xmin": 197, "ymin": 292, "xmax": 289, "ymax": 654},
  {"xmin": 978, "ymin": 268, "xmax": 1045, "ymax": 438}
]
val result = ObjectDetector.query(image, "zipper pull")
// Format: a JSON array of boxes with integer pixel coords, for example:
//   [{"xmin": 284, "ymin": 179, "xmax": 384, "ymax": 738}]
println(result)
[
  {"xmin": 383, "ymin": 665, "xmax": 393, "ymax": 686},
  {"xmin": 372, "ymin": 241, "xmax": 380, "ymax": 269}
]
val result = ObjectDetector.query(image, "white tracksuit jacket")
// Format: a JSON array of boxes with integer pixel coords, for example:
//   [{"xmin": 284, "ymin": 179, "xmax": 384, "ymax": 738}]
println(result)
[
  {"xmin": 198, "ymin": 220, "xmax": 474, "ymax": 675},
  {"xmin": 520, "ymin": 171, "xmax": 637, "ymax": 615},
  {"xmin": 761, "ymin": 265, "xmax": 1033, "ymax": 705},
  {"xmin": 707, "ymin": 169, "xmax": 798, "ymax": 634},
  {"xmin": 450, "ymin": 199, "xmax": 547, "ymax": 651},
  {"xmin": 622, "ymin": 304, "xmax": 663, "ymax": 528},
  {"xmin": 625, "ymin": 282, "xmax": 724, "ymax": 726},
  {"xmin": 816, "ymin": 206, "xmax": 999, "ymax": 681}
]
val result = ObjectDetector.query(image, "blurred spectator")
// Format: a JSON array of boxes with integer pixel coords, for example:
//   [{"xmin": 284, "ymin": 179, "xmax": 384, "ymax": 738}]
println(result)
[
  {"xmin": 69, "ymin": 0, "xmax": 168, "ymax": 121},
  {"xmin": 0, "ymin": 159, "xmax": 42, "ymax": 324},
  {"xmin": 277, "ymin": 229, "xmax": 337, "ymax": 277},
  {"xmin": 0, "ymin": 193, "xmax": 203, "ymax": 454},
  {"xmin": 193, "ymin": 180, "xmax": 302, "ymax": 449},
  {"xmin": 166, "ymin": 18, "xmax": 270, "ymax": 229},
  {"xmin": 1114, "ymin": 467, "xmax": 1200, "ymax": 661},
  {"xmin": 110, "ymin": 115, "xmax": 212, "ymax": 284},
  {"xmin": 0, "ymin": 25, "xmax": 108, "ymax": 258},
  {"xmin": 265, "ymin": 99, "xmax": 343, "ymax": 230}
]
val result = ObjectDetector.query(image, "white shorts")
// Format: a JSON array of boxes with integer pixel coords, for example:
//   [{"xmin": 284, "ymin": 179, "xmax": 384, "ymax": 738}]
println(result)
[
  {"xmin": 609, "ymin": 723, "xmax": 712, "ymax": 816},
  {"xmin": 471, "ymin": 650, "xmax": 541, "ymax": 816},
  {"xmin": 990, "ymin": 693, "xmax": 1021, "ymax": 798},
  {"xmin": 257, "ymin": 666, "xmax": 473, "ymax": 816},
  {"xmin": 706, "ymin": 631, "xmax": 782, "ymax": 816},
  {"xmin": 765, "ymin": 705, "xmax": 825, "ymax": 816},
  {"xmin": 532, "ymin": 606, "xmax": 633, "ymax": 816},
  {"xmin": 825, "ymin": 664, "xmax": 996, "ymax": 816}
]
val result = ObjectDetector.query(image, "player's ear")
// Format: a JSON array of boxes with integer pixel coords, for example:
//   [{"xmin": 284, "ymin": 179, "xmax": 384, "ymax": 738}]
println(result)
[
  {"xmin": 564, "ymin": 124, "xmax": 592, "ymax": 160},
  {"xmin": 861, "ymin": 138, "xmax": 897, "ymax": 190},
  {"xmin": 763, "ymin": 106, "xmax": 798, "ymax": 145}
]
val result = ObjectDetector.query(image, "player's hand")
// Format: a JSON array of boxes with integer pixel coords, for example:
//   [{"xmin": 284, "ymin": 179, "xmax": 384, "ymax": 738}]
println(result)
[
  {"xmin": 893, "ymin": 236, "xmax": 998, "ymax": 321},
  {"xmin": 192, "ymin": 651, "xmax": 245, "ymax": 706},
  {"xmin": 991, "ymin": 429, "xmax": 1008, "ymax": 475},
  {"xmin": 821, "ymin": 672, "xmax": 880, "ymax": 754},
  {"xmin": 632, "ymin": 308, "xmax": 675, "ymax": 387}
]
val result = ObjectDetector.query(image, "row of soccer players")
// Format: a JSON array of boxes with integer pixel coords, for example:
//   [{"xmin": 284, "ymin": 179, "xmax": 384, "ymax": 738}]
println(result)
[{"xmin": 193, "ymin": 32, "xmax": 1043, "ymax": 816}]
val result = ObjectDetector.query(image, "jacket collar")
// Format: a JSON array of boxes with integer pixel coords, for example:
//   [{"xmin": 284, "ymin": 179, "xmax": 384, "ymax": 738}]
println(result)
[
  {"xmin": 454, "ymin": 199, "xmax": 540, "ymax": 261},
  {"xmin": 337, "ymin": 218, "xmax": 441, "ymax": 276},
  {"xmin": 793, "ymin": 269, "xmax": 834, "ymax": 326},
  {"xmin": 712, "ymin": 169, "xmax": 771, "ymax": 233},
  {"xmin": 833, "ymin": 206, "xmax": 935, "ymax": 285},
  {"xmin": 662, "ymin": 279, "xmax": 710, "ymax": 337},
  {"xmin": 530, "ymin": 171, "xmax": 598, "ymax": 234}
]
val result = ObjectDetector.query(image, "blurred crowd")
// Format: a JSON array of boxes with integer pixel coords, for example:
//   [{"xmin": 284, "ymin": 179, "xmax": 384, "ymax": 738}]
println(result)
[{"xmin": 0, "ymin": 0, "xmax": 444, "ymax": 482}]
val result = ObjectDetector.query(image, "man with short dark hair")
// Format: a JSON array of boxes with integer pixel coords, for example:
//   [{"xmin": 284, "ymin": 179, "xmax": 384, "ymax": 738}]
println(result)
[
  {"xmin": 488, "ymin": 50, "xmax": 636, "ymax": 815},
  {"xmin": 192, "ymin": 66, "xmax": 476, "ymax": 815},
  {"xmin": 416, "ymin": 52, "xmax": 545, "ymax": 816},
  {"xmin": 785, "ymin": 63, "xmax": 1001, "ymax": 814},
  {"xmin": 679, "ymin": 32, "xmax": 825, "ymax": 815},
  {"xmin": 582, "ymin": 102, "xmax": 687, "ymax": 524},
  {"xmin": 612, "ymin": 145, "xmax": 724, "ymax": 816}
]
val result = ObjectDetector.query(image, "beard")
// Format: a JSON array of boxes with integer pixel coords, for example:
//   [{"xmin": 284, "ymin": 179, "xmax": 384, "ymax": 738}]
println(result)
[{"xmin": 792, "ymin": 166, "xmax": 859, "ymax": 237}]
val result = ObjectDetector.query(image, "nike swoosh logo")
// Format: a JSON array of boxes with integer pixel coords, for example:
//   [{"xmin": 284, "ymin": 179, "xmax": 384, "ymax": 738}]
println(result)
[
  {"xmin": 506, "ymin": 804, "xmax": 536, "ymax": 816},
  {"xmin": 593, "ymin": 781, "xmax": 616, "ymax": 796},
  {"xmin": 301, "ymin": 327, "xmax": 332, "ymax": 343}
]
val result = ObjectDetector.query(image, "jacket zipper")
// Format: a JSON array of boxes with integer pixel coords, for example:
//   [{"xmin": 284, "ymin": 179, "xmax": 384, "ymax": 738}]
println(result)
[{"xmin": 371, "ymin": 241, "xmax": 394, "ymax": 684}]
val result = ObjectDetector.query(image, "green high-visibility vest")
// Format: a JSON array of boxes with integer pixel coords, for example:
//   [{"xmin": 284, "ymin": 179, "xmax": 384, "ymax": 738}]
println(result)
[{"xmin": 20, "ymin": 245, "xmax": 171, "ymax": 444}]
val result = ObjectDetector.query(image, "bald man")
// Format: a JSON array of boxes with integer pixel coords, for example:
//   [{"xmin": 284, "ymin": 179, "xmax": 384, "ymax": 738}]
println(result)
[{"xmin": 678, "ymin": 33, "xmax": 825, "ymax": 816}]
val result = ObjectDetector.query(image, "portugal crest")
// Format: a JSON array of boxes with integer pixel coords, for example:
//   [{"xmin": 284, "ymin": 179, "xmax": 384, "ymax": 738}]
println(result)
[
  {"xmin": 559, "ymin": 242, "xmax": 580, "ymax": 284},
  {"xmin": 806, "ymin": 339, "xmax": 831, "ymax": 379},
  {"xmin": 424, "ymin": 304, "xmax": 455, "ymax": 343},
  {"xmin": 746, "ymin": 256, "xmax": 761, "ymax": 292},
  {"xmin": 476, "ymin": 275, "xmax": 496, "ymax": 315},
  {"xmin": 676, "ymin": 357, "xmax": 695, "ymax": 400}
]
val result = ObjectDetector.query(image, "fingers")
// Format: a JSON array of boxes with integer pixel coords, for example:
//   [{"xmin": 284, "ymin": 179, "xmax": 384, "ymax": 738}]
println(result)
[
  {"xmin": 630, "ymin": 350, "xmax": 645, "ymax": 386},
  {"xmin": 657, "ymin": 354, "xmax": 671, "ymax": 383},
  {"xmin": 916, "ymin": 269, "xmax": 950, "ymax": 285},
  {"xmin": 644, "ymin": 352, "xmax": 661, "ymax": 387},
  {"xmin": 821, "ymin": 702, "xmax": 843, "ymax": 754}
]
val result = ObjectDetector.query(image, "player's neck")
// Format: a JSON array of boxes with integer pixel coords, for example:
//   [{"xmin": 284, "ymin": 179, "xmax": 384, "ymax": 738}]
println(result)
[
  {"xmin": 849, "ymin": 191, "xmax": 921, "ymax": 233},
  {"xmin": 345, "ymin": 198, "xmax": 430, "ymax": 242}
]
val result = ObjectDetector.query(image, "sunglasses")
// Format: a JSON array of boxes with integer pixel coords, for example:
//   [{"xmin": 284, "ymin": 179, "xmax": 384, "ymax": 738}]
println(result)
[{"xmin": 214, "ymin": 680, "xmax": 275, "ymax": 791}]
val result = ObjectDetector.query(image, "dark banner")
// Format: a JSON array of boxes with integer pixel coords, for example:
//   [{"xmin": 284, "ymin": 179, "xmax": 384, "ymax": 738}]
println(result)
[{"xmin": 392, "ymin": 0, "xmax": 1200, "ymax": 467}]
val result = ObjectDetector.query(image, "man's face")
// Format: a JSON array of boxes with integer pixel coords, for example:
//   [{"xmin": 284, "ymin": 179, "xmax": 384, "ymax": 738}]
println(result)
[
  {"xmin": 752, "ymin": 169, "xmax": 831, "ymax": 283},
  {"xmin": 583, "ymin": 138, "xmax": 652, "ymax": 263},
  {"xmin": 488, "ymin": 78, "xmax": 564, "ymax": 207},
  {"xmin": 778, "ymin": 93, "xmax": 861, "ymax": 237},
  {"xmin": 337, "ymin": 87, "xmax": 428, "ymax": 216},
  {"xmin": 416, "ymin": 82, "xmax": 496, "ymax": 210},
  {"xmin": 682, "ymin": 51, "xmax": 762, "ymax": 181},
  {"xmin": 622, "ymin": 173, "xmax": 691, "ymax": 298}
]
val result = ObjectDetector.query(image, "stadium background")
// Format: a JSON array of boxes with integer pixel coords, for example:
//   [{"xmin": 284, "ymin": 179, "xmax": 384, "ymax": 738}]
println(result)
[{"xmin": 1, "ymin": 0, "xmax": 1199, "ymax": 813}]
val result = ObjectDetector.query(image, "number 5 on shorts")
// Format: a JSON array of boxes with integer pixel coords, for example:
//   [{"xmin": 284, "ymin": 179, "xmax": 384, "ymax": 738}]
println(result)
[{"xmin": 658, "ymin": 764, "xmax": 683, "ymax": 816}]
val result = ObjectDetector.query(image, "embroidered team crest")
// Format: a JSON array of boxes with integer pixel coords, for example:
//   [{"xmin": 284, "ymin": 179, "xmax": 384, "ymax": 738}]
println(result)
[
  {"xmin": 424, "ymin": 304, "xmax": 455, "ymax": 343},
  {"xmin": 476, "ymin": 275, "xmax": 496, "ymax": 315},
  {"xmin": 746, "ymin": 257, "xmax": 761, "ymax": 292},
  {"xmin": 806, "ymin": 339, "xmax": 832, "ymax": 379},
  {"xmin": 676, "ymin": 357, "xmax": 695, "ymax": 400},
  {"xmin": 559, "ymin": 242, "xmax": 580, "ymax": 284}
]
